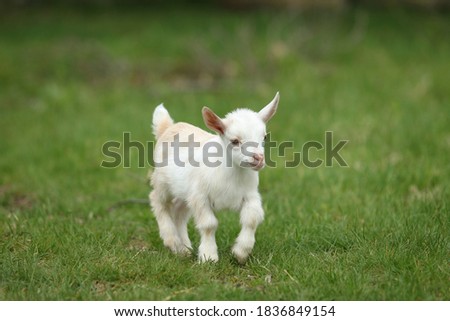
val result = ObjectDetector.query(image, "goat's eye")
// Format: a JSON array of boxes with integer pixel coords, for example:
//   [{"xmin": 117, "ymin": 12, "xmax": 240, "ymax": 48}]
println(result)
[
  {"xmin": 230, "ymin": 139, "xmax": 240, "ymax": 146},
  {"xmin": 264, "ymin": 134, "xmax": 268, "ymax": 141}
]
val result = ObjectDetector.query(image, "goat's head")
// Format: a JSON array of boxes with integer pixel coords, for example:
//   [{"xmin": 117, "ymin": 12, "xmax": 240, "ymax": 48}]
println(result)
[{"xmin": 202, "ymin": 92, "xmax": 279, "ymax": 171}]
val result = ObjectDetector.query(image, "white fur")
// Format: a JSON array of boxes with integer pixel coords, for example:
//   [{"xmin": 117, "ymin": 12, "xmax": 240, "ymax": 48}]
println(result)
[
  {"xmin": 149, "ymin": 92, "xmax": 279, "ymax": 263},
  {"xmin": 152, "ymin": 103, "xmax": 174, "ymax": 139}
]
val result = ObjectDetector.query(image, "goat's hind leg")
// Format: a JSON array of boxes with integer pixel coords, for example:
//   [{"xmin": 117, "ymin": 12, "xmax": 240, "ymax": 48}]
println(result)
[
  {"xmin": 150, "ymin": 190, "xmax": 185, "ymax": 254},
  {"xmin": 171, "ymin": 199, "xmax": 192, "ymax": 256}
]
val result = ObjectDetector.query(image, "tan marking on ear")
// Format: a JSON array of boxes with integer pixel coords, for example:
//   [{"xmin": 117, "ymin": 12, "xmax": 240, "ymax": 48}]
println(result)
[{"xmin": 202, "ymin": 107, "xmax": 226, "ymax": 135}]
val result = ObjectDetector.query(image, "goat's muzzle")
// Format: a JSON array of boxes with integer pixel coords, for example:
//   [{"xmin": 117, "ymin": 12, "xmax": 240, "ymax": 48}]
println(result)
[{"xmin": 250, "ymin": 153, "xmax": 265, "ymax": 171}]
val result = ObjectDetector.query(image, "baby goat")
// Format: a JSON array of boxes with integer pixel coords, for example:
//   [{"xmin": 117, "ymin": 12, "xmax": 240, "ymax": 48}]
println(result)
[{"xmin": 149, "ymin": 92, "xmax": 279, "ymax": 263}]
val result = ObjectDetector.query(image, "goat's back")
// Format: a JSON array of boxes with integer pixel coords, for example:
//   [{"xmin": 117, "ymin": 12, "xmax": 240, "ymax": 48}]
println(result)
[{"xmin": 157, "ymin": 122, "xmax": 214, "ymax": 144}]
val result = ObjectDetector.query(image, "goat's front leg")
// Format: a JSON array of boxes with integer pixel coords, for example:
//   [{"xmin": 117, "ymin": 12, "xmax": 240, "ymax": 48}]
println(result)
[
  {"xmin": 191, "ymin": 199, "xmax": 219, "ymax": 263},
  {"xmin": 232, "ymin": 193, "xmax": 264, "ymax": 263}
]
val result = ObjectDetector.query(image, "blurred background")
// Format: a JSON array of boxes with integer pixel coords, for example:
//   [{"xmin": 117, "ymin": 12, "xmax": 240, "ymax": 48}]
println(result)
[
  {"xmin": 0, "ymin": 0, "xmax": 448, "ymax": 300},
  {"xmin": 1, "ymin": 0, "xmax": 450, "ymax": 10}
]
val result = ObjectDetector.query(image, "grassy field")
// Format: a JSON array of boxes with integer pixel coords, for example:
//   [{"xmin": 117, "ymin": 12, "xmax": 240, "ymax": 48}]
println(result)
[{"xmin": 0, "ymin": 6, "xmax": 449, "ymax": 300}]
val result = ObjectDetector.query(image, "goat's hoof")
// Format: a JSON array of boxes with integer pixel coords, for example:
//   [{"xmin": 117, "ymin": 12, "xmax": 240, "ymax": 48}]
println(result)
[
  {"xmin": 232, "ymin": 246, "xmax": 250, "ymax": 264},
  {"xmin": 198, "ymin": 253, "xmax": 219, "ymax": 263},
  {"xmin": 177, "ymin": 246, "xmax": 193, "ymax": 257},
  {"xmin": 165, "ymin": 238, "xmax": 191, "ymax": 256}
]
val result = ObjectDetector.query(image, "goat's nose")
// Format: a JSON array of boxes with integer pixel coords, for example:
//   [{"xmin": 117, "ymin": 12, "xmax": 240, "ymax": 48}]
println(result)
[{"xmin": 253, "ymin": 153, "xmax": 264, "ymax": 162}]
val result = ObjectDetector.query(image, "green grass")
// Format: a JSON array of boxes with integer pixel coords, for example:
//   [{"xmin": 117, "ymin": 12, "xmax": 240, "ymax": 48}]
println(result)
[{"xmin": 0, "ymin": 6, "xmax": 449, "ymax": 300}]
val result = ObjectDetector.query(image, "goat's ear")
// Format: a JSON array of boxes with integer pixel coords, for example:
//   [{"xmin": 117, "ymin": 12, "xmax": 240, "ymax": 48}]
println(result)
[
  {"xmin": 259, "ymin": 92, "xmax": 280, "ymax": 123},
  {"xmin": 202, "ymin": 107, "xmax": 226, "ymax": 135}
]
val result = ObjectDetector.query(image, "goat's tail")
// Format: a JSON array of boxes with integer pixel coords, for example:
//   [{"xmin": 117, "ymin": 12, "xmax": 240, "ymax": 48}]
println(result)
[{"xmin": 152, "ymin": 104, "xmax": 174, "ymax": 139}]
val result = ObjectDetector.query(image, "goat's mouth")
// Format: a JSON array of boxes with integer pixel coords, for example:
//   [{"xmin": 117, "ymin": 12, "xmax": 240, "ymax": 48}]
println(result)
[
  {"xmin": 249, "ymin": 161, "xmax": 265, "ymax": 171},
  {"xmin": 241, "ymin": 161, "xmax": 265, "ymax": 171}
]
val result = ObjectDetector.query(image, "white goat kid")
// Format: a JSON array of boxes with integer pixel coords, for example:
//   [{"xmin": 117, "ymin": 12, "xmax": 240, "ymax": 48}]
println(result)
[{"xmin": 149, "ymin": 92, "xmax": 279, "ymax": 263}]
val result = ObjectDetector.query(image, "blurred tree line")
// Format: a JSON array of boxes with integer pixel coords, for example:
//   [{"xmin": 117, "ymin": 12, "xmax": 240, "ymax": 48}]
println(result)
[{"xmin": 1, "ymin": 0, "xmax": 448, "ymax": 10}]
